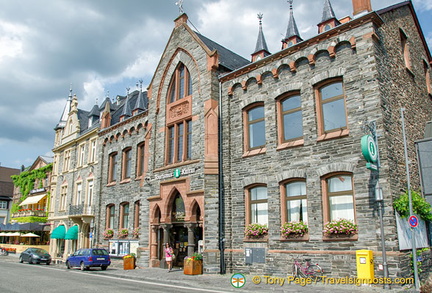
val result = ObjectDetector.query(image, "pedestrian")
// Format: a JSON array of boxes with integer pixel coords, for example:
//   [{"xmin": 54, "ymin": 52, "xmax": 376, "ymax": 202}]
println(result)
[{"xmin": 164, "ymin": 243, "xmax": 174, "ymax": 272}]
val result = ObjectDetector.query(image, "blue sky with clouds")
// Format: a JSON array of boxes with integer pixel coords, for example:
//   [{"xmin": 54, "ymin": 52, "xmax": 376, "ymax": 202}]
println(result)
[{"xmin": 0, "ymin": 0, "xmax": 430, "ymax": 169}]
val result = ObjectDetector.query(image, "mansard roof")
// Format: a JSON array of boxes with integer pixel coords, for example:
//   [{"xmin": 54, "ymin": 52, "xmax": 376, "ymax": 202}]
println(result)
[{"xmin": 110, "ymin": 89, "xmax": 148, "ymax": 125}]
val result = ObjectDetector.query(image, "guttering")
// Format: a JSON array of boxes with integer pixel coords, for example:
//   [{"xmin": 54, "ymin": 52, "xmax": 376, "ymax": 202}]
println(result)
[{"xmin": 218, "ymin": 81, "xmax": 226, "ymax": 274}]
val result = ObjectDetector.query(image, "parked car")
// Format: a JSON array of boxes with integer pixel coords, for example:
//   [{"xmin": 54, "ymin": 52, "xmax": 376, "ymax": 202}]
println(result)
[
  {"xmin": 66, "ymin": 248, "xmax": 111, "ymax": 271},
  {"xmin": 19, "ymin": 248, "xmax": 51, "ymax": 265}
]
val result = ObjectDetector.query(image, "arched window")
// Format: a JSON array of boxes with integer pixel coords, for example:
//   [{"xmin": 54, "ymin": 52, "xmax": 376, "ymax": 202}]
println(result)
[
  {"xmin": 106, "ymin": 204, "xmax": 115, "ymax": 229},
  {"xmin": 120, "ymin": 202, "xmax": 129, "ymax": 229},
  {"xmin": 168, "ymin": 63, "xmax": 192, "ymax": 103},
  {"xmin": 246, "ymin": 185, "xmax": 268, "ymax": 225},
  {"xmin": 282, "ymin": 180, "xmax": 307, "ymax": 223},
  {"xmin": 315, "ymin": 79, "xmax": 347, "ymax": 138},
  {"xmin": 322, "ymin": 173, "xmax": 355, "ymax": 223},
  {"xmin": 277, "ymin": 93, "xmax": 303, "ymax": 143},
  {"xmin": 244, "ymin": 103, "xmax": 266, "ymax": 151},
  {"xmin": 172, "ymin": 193, "xmax": 185, "ymax": 222}
]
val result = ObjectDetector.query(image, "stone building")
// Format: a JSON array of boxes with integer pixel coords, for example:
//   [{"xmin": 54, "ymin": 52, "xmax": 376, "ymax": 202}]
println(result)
[
  {"xmin": 49, "ymin": 89, "xmax": 101, "ymax": 260},
  {"xmin": 219, "ymin": 0, "xmax": 432, "ymax": 278},
  {"xmin": 97, "ymin": 85, "xmax": 148, "ymax": 257},
  {"xmin": 48, "ymin": 0, "xmax": 432, "ymax": 279},
  {"xmin": 0, "ymin": 166, "xmax": 20, "ymax": 225}
]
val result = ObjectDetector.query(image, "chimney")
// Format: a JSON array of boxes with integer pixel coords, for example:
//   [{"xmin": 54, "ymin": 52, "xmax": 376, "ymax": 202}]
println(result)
[{"xmin": 352, "ymin": 0, "xmax": 372, "ymax": 16}]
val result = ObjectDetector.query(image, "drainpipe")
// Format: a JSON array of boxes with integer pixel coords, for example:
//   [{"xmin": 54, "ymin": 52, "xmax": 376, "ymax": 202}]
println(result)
[{"xmin": 218, "ymin": 81, "xmax": 225, "ymax": 274}]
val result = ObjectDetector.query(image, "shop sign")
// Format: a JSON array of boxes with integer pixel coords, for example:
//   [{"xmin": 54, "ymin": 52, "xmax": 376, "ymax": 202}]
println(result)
[{"xmin": 154, "ymin": 167, "xmax": 197, "ymax": 181}]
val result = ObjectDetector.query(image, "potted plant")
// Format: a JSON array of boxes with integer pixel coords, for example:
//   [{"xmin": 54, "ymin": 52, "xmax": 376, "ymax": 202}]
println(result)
[
  {"xmin": 184, "ymin": 252, "xmax": 203, "ymax": 275},
  {"xmin": 103, "ymin": 228, "xmax": 114, "ymax": 239},
  {"xmin": 281, "ymin": 221, "xmax": 308, "ymax": 238},
  {"xmin": 244, "ymin": 223, "xmax": 268, "ymax": 239},
  {"xmin": 118, "ymin": 228, "xmax": 129, "ymax": 238},
  {"xmin": 323, "ymin": 218, "xmax": 358, "ymax": 236},
  {"xmin": 132, "ymin": 227, "xmax": 140, "ymax": 239},
  {"xmin": 123, "ymin": 253, "xmax": 136, "ymax": 270}
]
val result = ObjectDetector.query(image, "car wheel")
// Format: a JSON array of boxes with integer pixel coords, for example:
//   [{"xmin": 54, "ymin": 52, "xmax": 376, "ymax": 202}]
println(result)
[
  {"xmin": 46, "ymin": 262, "xmax": 50, "ymax": 265},
  {"xmin": 66, "ymin": 261, "xmax": 71, "ymax": 269},
  {"xmin": 19, "ymin": 256, "xmax": 23, "ymax": 263},
  {"xmin": 80, "ymin": 262, "xmax": 86, "ymax": 271},
  {"xmin": 101, "ymin": 266, "xmax": 107, "ymax": 271}
]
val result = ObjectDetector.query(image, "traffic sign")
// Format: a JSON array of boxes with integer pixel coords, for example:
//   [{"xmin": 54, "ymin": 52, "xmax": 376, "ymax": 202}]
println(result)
[{"xmin": 409, "ymin": 215, "xmax": 419, "ymax": 228}]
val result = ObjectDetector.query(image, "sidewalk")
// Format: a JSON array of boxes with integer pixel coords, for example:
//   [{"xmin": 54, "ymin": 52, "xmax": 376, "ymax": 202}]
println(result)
[{"xmin": 4, "ymin": 253, "xmax": 417, "ymax": 292}]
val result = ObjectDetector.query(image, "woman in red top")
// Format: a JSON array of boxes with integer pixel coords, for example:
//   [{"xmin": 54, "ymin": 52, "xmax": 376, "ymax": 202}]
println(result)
[{"xmin": 164, "ymin": 243, "xmax": 174, "ymax": 272}]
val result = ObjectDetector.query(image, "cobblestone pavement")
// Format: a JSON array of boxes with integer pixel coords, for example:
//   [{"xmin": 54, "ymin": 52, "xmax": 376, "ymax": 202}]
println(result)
[{"xmin": 1, "ymin": 253, "xmax": 418, "ymax": 293}]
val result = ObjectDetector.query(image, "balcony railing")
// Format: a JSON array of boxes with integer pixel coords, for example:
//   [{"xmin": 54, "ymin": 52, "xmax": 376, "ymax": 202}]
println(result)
[
  {"xmin": 12, "ymin": 210, "xmax": 47, "ymax": 218},
  {"xmin": 69, "ymin": 204, "xmax": 94, "ymax": 216}
]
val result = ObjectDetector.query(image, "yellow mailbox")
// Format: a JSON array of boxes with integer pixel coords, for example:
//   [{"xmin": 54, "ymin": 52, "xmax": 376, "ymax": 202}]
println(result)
[{"xmin": 356, "ymin": 250, "xmax": 374, "ymax": 280}]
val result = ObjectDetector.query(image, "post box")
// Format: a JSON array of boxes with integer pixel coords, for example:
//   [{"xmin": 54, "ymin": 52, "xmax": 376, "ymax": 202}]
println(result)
[{"xmin": 356, "ymin": 250, "xmax": 374, "ymax": 280}]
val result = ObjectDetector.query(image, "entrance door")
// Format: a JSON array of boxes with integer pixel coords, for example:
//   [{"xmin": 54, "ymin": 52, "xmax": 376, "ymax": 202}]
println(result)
[{"xmin": 171, "ymin": 225, "xmax": 188, "ymax": 267}]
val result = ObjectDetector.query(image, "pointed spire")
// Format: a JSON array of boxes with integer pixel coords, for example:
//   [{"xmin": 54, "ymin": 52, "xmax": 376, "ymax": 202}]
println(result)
[
  {"xmin": 318, "ymin": 0, "xmax": 340, "ymax": 33},
  {"xmin": 282, "ymin": 0, "xmax": 302, "ymax": 49},
  {"xmin": 251, "ymin": 13, "xmax": 271, "ymax": 62},
  {"xmin": 55, "ymin": 86, "xmax": 73, "ymax": 130},
  {"xmin": 322, "ymin": 0, "xmax": 336, "ymax": 22},
  {"xmin": 120, "ymin": 88, "xmax": 132, "ymax": 120},
  {"xmin": 133, "ymin": 80, "xmax": 147, "ymax": 113}
]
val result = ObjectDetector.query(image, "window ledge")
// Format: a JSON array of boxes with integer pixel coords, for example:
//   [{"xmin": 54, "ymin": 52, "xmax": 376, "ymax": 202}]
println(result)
[
  {"xmin": 317, "ymin": 129, "xmax": 349, "ymax": 142},
  {"xmin": 277, "ymin": 139, "xmax": 304, "ymax": 150},
  {"xmin": 322, "ymin": 233, "xmax": 358, "ymax": 241},
  {"xmin": 280, "ymin": 234, "xmax": 309, "ymax": 241},
  {"xmin": 120, "ymin": 179, "xmax": 131, "ymax": 184},
  {"xmin": 243, "ymin": 236, "xmax": 268, "ymax": 243},
  {"xmin": 106, "ymin": 182, "xmax": 117, "ymax": 187},
  {"xmin": 242, "ymin": 147, "xmax": 267, "ymax": 158}
]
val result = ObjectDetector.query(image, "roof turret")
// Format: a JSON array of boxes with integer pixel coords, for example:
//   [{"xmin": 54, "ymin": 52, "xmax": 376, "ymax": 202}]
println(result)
[
  {"xmin": 251, "ymin": 13, "xmax": 271, "ymax": 62},
  {"xmin": 318, "ymin": 0, "xmax": 340, "ymax": 33},
  {"xmin": 282, "ymin": 0, "xmax": 302, "ymax": 49},
  {"xmin": 54, "ymin": 86, "xmax": 73, "ymax": 130}
]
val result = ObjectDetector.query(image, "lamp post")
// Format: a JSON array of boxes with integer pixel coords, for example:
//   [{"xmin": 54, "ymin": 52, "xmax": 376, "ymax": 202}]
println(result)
[{"xmin": 362, "ymin": 121, "xmax": 389, "ymax": 288}]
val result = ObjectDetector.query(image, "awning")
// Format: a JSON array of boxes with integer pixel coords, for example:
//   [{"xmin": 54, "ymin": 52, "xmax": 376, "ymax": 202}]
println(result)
[
  {"xmin": 19, "ymin": 194, "xmax": 47, "ymax": 206},
  {"xmin": 51, "ymin": 225, "xmax": 66, "ymax": 239},
  {"xmin": 21, "ymin": 233, "xmax": 40, "ymax": 237},
  {"xmin": 65, "ymin": 225, "xmax": 79, "ymax": 240}
]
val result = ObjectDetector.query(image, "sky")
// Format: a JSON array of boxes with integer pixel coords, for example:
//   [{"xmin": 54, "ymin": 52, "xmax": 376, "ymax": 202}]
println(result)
[{"xmin": 0, "ymin": 0, "xmax": 430, "ymax": 170}]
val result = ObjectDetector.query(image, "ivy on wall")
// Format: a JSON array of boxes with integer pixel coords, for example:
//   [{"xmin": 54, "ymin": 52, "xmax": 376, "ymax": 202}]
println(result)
[
  {"xmin": 393, "ymin": 190, "xmax": 432, "ymax": 222},
  {"xmin": 10, "ymin": 164, "xmax": 52, "ymax": 215},
  {"xmin": 13, "ymin": 216, "xmax": 47, "ymax": 223},
  {"xmin": 11, "ymin": 164, "xmax": 52, "ymax": 202}
]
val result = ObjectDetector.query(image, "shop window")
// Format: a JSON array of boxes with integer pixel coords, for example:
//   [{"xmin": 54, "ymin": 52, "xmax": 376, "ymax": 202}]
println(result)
[
  {"xmin": 315, "ymin": 79, "xmax": 348, "ymax": 139},
  {"xmin": 246, "ymin": 185, "xmax": 268, "ymax": 225},
  {"xmin": 322, "ymin": 173, "xmax": 355, "ymax": 223}
]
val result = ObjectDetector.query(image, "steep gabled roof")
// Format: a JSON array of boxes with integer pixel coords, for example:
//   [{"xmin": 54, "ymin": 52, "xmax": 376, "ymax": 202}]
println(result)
[{"xmin": 196, "ymin": 33, "xmax": 250, "ymax": 71}]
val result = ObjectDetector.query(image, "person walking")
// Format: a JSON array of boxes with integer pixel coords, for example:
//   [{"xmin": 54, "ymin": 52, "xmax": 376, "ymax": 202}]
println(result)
[{"xmin": 164, "ymin": 243, "xmax": 174, "ymax": 272}]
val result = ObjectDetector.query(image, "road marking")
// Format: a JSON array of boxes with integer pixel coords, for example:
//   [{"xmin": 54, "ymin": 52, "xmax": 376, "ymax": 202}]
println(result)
[{"xmin": 2, "ymin": 260, "xmax": 232, "ymax": 293}]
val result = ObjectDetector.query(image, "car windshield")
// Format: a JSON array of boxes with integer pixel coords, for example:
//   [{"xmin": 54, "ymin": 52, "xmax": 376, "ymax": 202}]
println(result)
[
  {"xmin": 34, "ymin": 249, "xmax": 48, "ymax": 254},
  {"xmin": 92, "ymin": 249, "xmax": 108, "ymax": 255}
]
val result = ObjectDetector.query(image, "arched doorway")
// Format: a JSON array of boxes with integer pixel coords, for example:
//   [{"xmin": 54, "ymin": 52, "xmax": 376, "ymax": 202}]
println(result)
[{"xmin": 149, "ymin": 187, "xmax": 203, "ymax": 268}]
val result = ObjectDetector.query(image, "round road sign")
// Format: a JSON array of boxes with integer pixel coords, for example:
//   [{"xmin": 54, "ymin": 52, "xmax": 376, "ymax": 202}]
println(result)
[{"xmin": 409, "ymin": 215, "xmax": 419, "ymax": 228}]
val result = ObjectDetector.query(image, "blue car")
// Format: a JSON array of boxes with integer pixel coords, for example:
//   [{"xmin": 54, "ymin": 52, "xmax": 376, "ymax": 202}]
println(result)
[{"xmin": 66, "ymin": 248, "xmax": 111, "ymax": 271}]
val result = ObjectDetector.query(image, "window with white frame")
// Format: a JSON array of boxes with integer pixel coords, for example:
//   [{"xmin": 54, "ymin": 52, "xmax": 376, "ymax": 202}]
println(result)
[
  {"xmin": 323, "ymin": 173, "xmax": 355, "ymax": 222},
  {"xmin": 283, "ymin": 180, "xmax": 307, "ymax": 223},
  {"xmin": 247, "ymin": 186, "xmax": 268, "ymax": 225}
]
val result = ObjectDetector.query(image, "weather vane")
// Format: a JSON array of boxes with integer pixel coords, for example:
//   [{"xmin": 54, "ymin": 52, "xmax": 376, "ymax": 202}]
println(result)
[{"xmin": 176, "ymin": 0, "xmax": 184, "ymax": 14}]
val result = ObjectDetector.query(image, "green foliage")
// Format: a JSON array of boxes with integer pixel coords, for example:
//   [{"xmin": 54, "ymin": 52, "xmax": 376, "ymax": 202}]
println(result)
[
  {"xmin": 393, "ymin": 190, "xmax": 432, "ymax": 222},
  {"xmin": 11, "ymin": 203, "xmax": 20, "ymax": 214},
  {"xmin": 13, "ymin": 216, "xmax": 47, "ymax": 223},
  {"xmin": 281, "ymin": 221, "xmax": 308, "ymax": 237},
  {"xmin": 410, "ymin": 247, "xmax": 430, "ymax": 275},
  {"xmin": 11, "ymin": 164, "xmax": 52, "ymax": 203}
]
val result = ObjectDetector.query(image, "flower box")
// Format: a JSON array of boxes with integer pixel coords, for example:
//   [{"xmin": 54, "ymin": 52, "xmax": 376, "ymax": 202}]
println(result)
[{"xmin": 323, "ymin": 233, "xmax": 358, "ymax": 241}]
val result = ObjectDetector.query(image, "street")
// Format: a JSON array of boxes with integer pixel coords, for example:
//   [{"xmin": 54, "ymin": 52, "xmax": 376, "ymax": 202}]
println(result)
[{"xmin": 0, "ymin": 261, "xmax": 227, "ymax": 293}]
